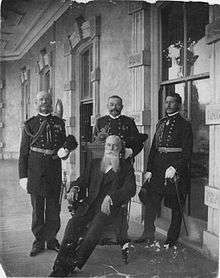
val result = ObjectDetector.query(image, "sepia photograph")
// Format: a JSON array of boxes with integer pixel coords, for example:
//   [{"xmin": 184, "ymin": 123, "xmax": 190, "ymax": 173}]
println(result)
[{"xmin": 0, "ymin": 0, "xmax": 219, "ymax": 277}]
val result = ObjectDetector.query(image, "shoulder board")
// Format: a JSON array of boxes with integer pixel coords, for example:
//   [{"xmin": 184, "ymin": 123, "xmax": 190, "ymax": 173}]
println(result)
[
  {"xmin": 97, "ymin": 115, "xmax": 108, "ymax": 121},
  {"xmin": 24, "ymin": 116, "xmax": 36, "ymax": 125},
  {"xmin": 121, "ymin": 115, "xmax": 134, "ymax": 121},
  {"xmin": 52, "ymin": 115, "xmax": 65, "ymax": 122}
]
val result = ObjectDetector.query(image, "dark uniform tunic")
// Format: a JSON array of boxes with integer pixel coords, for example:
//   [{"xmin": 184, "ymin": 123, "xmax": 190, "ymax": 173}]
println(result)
[
  {"xmin": 93, "ymin": 115, "xmax": 143, "ymax": 156},
  {"xmin": 18, "ymin": 113, "xmax": 66, "ymax": 247},
  {"xmin": 141, "ymin": 112, "xmax": 193, "ymax": 242}
]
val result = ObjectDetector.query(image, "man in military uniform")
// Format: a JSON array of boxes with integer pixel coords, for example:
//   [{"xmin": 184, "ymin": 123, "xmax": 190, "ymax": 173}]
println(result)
[
  {"xmin": 137, "ymin": 93, "xmax": 193, "ymax": 247},
  {"xmin": 93, "ymin": 95, "xmax": 144, "ymax": 158},
  {"xmin": 18, "ymin": 91, "xmax": 67, "ymax": 256}
]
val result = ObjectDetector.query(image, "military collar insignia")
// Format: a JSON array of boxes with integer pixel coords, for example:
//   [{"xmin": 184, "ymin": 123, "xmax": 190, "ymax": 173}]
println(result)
[{"xmin": 108, "ymin": 114, "xmax": 121, "ymax": 120}]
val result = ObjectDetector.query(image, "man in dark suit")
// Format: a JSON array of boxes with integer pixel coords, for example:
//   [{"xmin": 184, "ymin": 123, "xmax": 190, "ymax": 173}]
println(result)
[
  {"xmin": 136, "ymin": 93, "xmax": 193, "ymax": 248},
  {"xmin": 18, "ymin": 91, "xmax": 68, "ymax": 256},
  {"xmin": 93, "ymin": 95, "xmax": 144, "ymax": 158},
  {"xmin": 49, "ymin": 135, "xmax": 136, "ymax": 277}
]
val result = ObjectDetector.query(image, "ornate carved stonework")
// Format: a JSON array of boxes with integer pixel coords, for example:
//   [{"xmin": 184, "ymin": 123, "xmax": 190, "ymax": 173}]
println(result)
[
  {"xmin": 91, "ymin": 67, "xmax": 100, "ymax": 82},
  {"xmin": 128, "ymin": 50, "xmax": 151, "ymax": 68},
  {"xmin": 205, "ymin": 186, "xmax": 220, "ymax": 209},
  {"xmin": 206, "ymin": 18, "xmax": 220, "ymax": 44},
  {"xmin": 89, "ymin": 16, "xmax": 101, "ymax": 38},
  {"xmin": 68, "ymin": 24, "xmax": 82, "ymax": 49},
  {"xmin": 206, "ymin": 104, "xmax": 220, "ymax": 125},
  {"xmin": 64, "ymin": 80, "xmax": 75, "ymax": 91}
]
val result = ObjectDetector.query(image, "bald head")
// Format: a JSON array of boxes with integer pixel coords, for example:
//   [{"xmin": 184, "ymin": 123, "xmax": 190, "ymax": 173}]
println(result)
[{"xmin": 35, "ymin": 91, "xmax": 53, "ymax": 114}]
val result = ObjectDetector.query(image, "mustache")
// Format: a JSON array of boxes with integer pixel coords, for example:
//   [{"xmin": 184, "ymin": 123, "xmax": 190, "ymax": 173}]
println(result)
[{"xmin": 110, "ymin": 108, "xmax": 120, "ymax": 112}]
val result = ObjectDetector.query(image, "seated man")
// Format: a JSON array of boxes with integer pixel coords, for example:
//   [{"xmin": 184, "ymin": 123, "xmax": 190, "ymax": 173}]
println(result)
[{"xmin": 49, "ymin": 135, "xmax": 136, "ymax": 277}]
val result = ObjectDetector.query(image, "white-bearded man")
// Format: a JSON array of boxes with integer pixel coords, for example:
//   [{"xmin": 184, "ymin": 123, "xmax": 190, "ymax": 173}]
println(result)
[{"xmin": 49, "ymin": 135, "xmax": 136, "ymax": 277}]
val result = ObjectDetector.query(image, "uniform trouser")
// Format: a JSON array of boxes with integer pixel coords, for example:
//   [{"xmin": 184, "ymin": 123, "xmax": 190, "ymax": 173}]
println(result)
[
  {"xmin": 143, "ymin": 192, "xmax": 184, "ymax": 243},
  {"xmin": 31, "ymin": 194, "xmax": 61, "ymax": 247},
  {"xmin": 55, "ymin": 210, "xmax": 110, "ymax": 271}
]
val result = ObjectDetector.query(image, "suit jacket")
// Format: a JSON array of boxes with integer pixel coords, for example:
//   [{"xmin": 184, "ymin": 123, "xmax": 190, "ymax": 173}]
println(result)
[
  {"xmin": 93, "ymin": 115, "xmax": 144, "ymax": 156},
  {"xmin": 73, "ymin": 158, "xmax": 136, "ymax": 216},
  {"xmin": 18, "ymin": 114, "xmax": 66, "ymax": 196}
]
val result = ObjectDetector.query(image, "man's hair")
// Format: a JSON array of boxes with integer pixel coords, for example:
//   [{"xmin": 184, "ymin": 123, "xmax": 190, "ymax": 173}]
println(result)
[
  {"xmin": 108, "ymin": 95, "xmax": 123, "ymax": 104},
  {"xmin": 167, "ymin": 93, "xmax": 182, "ymax": 105}
]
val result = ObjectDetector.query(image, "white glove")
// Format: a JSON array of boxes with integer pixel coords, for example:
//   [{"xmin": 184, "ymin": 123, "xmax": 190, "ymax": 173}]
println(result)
[
  {"xmin": 101, "ymin": 195, "xmax": 113, "ymax": 216},
  {"xmin": 19, "ymin": 178, "xmax": 28, "ymax": 191},
  {"xmin": 144, "ymin": 171, "xmax": 152, "ymax": 182},
  {"xmin": 124, "ymin": 148, "xmax": 133, "ymax": 159},
  {"xmin": 57, "ymin": 148, "xmax": 70, "ymax": 160},
  {"xmin": 165, "ymin": 166, "xmax": 176, "ymax": 179}
]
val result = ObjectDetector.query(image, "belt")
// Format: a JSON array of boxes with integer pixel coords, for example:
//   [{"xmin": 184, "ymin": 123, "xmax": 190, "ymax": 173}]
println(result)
[
  {"xmin": 157, "ymin": 147, "xmax": 183, "ymax": 153},
  {"xmin": 30, "ymin": 147, "xmax": 56, "ymax": 155}
]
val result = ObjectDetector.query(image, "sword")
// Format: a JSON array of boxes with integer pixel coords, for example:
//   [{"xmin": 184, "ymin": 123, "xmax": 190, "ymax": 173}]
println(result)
[
  {"xmin": 59, "ymin": 170, "xmax": 67, "ymax": 205},
  {"xmin": 165, "ymin": 175, "xmax": 189, "ymax": 236}
]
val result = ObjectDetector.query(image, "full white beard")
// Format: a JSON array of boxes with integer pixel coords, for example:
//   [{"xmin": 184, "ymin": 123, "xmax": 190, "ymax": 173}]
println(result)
[{"xmin": 101, "ymin": 152, "xmax": 120, "ymax": 173}]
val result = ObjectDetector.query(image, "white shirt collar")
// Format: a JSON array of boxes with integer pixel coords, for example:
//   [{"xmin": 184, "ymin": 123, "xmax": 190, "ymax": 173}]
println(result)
[
  {"xmin": 108, "ymin": 113, "xmax": 121, "ymax": 119},
  {"xmin": 38, "ymin": 112, "xmax": 51, "ymax": 117},
  {"xmin": 167, "ymin": 111, "xmax": 179, "ymax": 117}
]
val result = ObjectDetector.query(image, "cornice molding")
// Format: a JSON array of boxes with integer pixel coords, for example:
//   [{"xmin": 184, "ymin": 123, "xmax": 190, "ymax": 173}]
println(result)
[{"xmin": 0, "ymin": 0, "xmax": 70, "ymax": 61}]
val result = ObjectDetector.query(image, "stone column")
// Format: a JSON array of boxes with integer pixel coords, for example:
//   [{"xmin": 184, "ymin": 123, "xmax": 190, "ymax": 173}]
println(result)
[
  {"xmin": 128, "ymin": 2, "xmax": 151, "ymax": 220},
  {"xmin": 204, "ymin": 7, "xmax": 220, "ymax": 260}
]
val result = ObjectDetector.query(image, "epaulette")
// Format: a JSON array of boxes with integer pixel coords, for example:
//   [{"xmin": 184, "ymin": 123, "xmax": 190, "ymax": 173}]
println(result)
[
  {"xmin": 24, "ymin": 116, "xmax": 36, "ymax": 125},
  {"xmin": 52, "ymin": 114, "xmax": 65, "ymax": 123},
  {"xmin": 120, "ymin": 115, "xmax": 134, "ymax": 121}
]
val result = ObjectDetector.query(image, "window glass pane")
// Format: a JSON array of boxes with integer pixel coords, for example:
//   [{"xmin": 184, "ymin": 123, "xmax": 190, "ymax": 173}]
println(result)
[
  {"xmin": 161, "ymin": 2, "xmax": 184, "ymax": 81},
  {"xmin": 45, "ymin": 70, "xmax": 50, "ymax": 92},
  {"xmin": 82, "ymin": 47, "xmax": 93, "ymax": 100},
  {"xmin": 186, "ymin": 3, "xmax": 209, "ymax": 76},
  {"xmin": 190, "ymin": 78, "xmax": 210, "ymax": 221}
]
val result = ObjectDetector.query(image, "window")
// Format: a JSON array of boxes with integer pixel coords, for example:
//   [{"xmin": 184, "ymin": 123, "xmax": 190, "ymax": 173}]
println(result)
[
  {"xmin": 81, "ymin": 47, "xmax": 93, "ymax": 101},
  {"xmin": 21, "ymin": 68, "xmax": 30, "ymax": 122},
  {"xmin": 159, "ymin": 2, "xmax": 210, "ymax": 221}
]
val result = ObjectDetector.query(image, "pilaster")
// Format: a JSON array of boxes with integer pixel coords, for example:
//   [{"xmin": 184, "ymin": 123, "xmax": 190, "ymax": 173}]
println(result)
[
  {"xmin": 204, "ymin": 7, "xmax": 220, "ymax": 260},
  {"xmin": 128, "ymin": 2, "xmax": 151, "ymax": 189}
]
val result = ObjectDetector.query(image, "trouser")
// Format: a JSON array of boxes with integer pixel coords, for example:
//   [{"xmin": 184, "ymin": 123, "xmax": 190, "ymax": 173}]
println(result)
[
  {"xmin": 31, "ymin": 194, "xmax": 61, "ymax": 247},
  {"xmin": 143, "ymin": 192, "xmax": 185, "ymax": 242},
  {"xmin": 55, "ymin": 210, "xmax": 110, "ymax": 271}
]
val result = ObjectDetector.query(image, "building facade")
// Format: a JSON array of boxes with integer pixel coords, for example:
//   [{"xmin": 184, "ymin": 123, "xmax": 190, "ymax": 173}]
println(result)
[{"xmin": 0, "ymin": 0, "xmax": 219, "ymax": 260}]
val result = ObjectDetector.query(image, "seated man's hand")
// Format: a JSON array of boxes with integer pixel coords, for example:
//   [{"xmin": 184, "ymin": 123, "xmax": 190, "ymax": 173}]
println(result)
[
  {"xmin": 101, "ymin": 195, "xmax": 113, "ymax": 216},
  {"xmin": 165, "ymin": 166, "xmax": 176, "ymax": 179},
  {"xmin": 124, "ymin": 148, "xmax": 133, "ymax": 159},
  {"xmin": 19, "ymin": 178, "xmax": 28, "ymax": 191},
  {"xmin": 144, "ymin": 171, "xmax": 152, "ymax": 182},
  {"xmin": 67, "ymin": 186, "xmax": 79, "ymax": 202}
]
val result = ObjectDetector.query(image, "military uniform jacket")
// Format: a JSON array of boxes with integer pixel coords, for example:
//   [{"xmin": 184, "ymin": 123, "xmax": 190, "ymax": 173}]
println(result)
[
  {"xmin": 73, "ymin": 158, "xmax": 136, "ymax": 216},
  {"xmin": 93, "ymin": 115, "xmax": 143, "ymax": 156},
  {"xmin": 146, "ymin": 113, "xmax": 193, "ymax": 195},
  {"xmin": 18, "ymin": 114, "xmax": 66, "ymax": 196}
]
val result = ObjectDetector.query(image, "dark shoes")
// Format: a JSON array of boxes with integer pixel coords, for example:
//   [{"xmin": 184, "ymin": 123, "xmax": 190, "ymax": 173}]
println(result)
[
  {"xmin": 164, "ymin": 239, "xmax": 177, "ymax": 249},
  {"xmin": 47, "ymin": 240, "xmax": 60, "ymax": 252},
  {"xmin": 48, "ymin": 266, "xmax": 68, "ymax": 277},
  {"xmin": 30, "ymin": 245, "xmax": 45, "ymax": 257}
]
